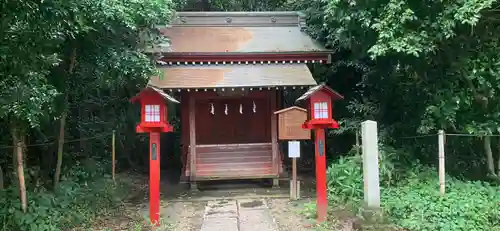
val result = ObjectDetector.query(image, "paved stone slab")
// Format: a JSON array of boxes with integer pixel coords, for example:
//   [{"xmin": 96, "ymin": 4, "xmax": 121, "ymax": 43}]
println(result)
[
  {"xmin": 204, "ymin": 200, "xmax": 238, "ymax": 218},
  {"xmin": 200, "ymin": 218, "xmax": 238, "ymax": 231},
  {"xmin": 237, "ymin": 199, "xmax": 268, "ymax": 210},
  {"xmin": 239, "ymin": 209, "xmax": 278, "ymax": 231}
]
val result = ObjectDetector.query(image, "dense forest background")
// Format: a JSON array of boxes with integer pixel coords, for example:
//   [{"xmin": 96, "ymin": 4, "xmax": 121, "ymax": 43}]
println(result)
[{"xmin": 1, "ymin": 0, "xmax": 499, "ymax": 230}]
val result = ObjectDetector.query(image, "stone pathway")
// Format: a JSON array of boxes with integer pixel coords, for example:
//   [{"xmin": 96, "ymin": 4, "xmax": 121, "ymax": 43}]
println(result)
[
  {"xmin": 158, "ymin": 197, "xmax": 316, "ymax": 231},
  {"xmin": 144, "ymin": 182, "xmax": 318, "ymax": 231},
  {"xmin": 201, "ymin": 199, "xmax": 278, "ymax": 231}
]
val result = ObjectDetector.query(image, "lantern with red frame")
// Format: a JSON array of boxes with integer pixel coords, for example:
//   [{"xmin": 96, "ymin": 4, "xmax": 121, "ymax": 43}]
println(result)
[
  {"xmin": 129, "ymin": 85, "xmax": 179, "ymax": 227},
  {"xmin": 130, "ymin": 85, "xmax": 179, "ymax": 133},
  {"xmin": 296, "ymin": 83, "xmax": 343, "ymax": 129},
  {"xmin": 295, "ymin": 83, "xmax": 343, "ymax": 223}
]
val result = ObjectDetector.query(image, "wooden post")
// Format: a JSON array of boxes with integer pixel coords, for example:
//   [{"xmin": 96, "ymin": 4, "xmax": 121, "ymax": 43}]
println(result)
[
  {"xmin": 292, "ymin": 157, "xmax": 297, "ymax": 199},
  {"xmin": 361, "ymin": 120, "xmax": 380, "ymax": 209},
  {"xmin": 314, "ymin": 129, "xmax": 327, "ymax": 222},
  {"xmin": 270, "ymin": 90, "xmax": 279, "ymax": 187},
  {"xmin": 149, "ymin": 132, "xmax": 161, "ymax": 227},
  {"xmin": 288, "ymin": 141, "xmax": 300, "ymax": 200},
  {"xmin": 188, "ymin": 95, "xmax": 197, "ymax": 190},
  {"xmin": 438, "ymin": 130, "xmax": 445, "ymax": 195},
  {"xmin": 112, "ymin": 130, "xmax": 116, "ymax": 182}
]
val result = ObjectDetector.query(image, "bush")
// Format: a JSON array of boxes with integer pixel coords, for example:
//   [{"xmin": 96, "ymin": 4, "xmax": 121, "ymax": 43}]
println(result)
[
  {"xmin": 382, "ymin": 173, "xmax": 500, "ymax": 231},
  {"xmin": 326, "ymin": 146, "xmax": 500, "ymax": 231},
  {"xmin": 327, "ymin": 144, "xmax": 402, "ymax": 204},
  {"xmin": 0, "ymin": 158, "xmax": 131, "ymax": 231}
]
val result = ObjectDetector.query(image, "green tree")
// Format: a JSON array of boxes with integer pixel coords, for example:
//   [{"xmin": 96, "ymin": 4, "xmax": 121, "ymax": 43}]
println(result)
[
  {"xmin": 286, "ymin": 0, "xmax": 500, "ymax": 179},
  {"xmin": 0, "ymin": 0, "xmax": 174, "ymax": 213}
]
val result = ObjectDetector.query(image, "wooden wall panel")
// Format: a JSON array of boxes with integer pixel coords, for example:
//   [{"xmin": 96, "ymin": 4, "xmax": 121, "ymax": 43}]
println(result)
[
  {"xmin": 184, "ymin": 143, "xmax": 277, "ymax": 180},
  {"xmin": 194, "ymin": 96, "xmax": 271, "ymax": 145},
  {"xmin": 180, "ymin": 90, "xmax": 280, "ymax": 180}
]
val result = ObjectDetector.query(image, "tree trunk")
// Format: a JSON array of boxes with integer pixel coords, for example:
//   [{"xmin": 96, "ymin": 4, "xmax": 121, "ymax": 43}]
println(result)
[
  {"xmin": 11, "ymin": 126, "xmax": 27, "ymax": 213},
  {"xmin": 484, "ymin": 136, "xmax": 496, "ymax": 176},
  {"xmin": 53, "ymin": 111, "xmax": 67, "ymax": 188},
  {"xmin": 0, "ymin": 165, "xmax": 4, "ymax": 189},
  {"xmin": 201, "ymin": 0, "xmax": 210, "ymax": 11},
  {"xmin": 54, "ymin": 46, "xmax": 76, "ymax": 188},
  {"xmin": 17, "ymin": 141, "xmax": 27, "ymax": 213},
  {"xmin": 497, "ymin": 137, "xmax": 500, "ymax": 177}
]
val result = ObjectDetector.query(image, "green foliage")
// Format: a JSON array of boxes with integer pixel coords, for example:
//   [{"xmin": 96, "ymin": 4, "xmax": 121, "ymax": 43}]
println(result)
[
  {"xmin": 0, "ymin": 0, "xmax": 174, "ymax": 136},
  {"xmin": 0, "ymin": 0, "xmax": 175, "ymax": 192},
  {"xmin": 282, "ymin": 0, "xmax": 500, "ymax": 180},
  {"xmin": 327, "ymin": 145, "xmax": 404, "ymax": 203},
  {"xmin": 383, "ymin": 174, "xmax": 500, "ymax": 231},
  {"xmin": 0, "ymin": 158, "xmax": 130, "ymax": 231},
  {"xmin": 325, "ymin": 146, "xmax": 500, "ymax": 231}
]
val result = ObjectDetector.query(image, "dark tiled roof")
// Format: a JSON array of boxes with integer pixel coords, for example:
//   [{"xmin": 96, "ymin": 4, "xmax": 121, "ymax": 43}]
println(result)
[
  {"xmin": 149, "ymin": 11, "xmax": 327, "ymax": 53},
  {"xmin": 149, "ymin": 64, "xmax": 317, "ymax": 89}
]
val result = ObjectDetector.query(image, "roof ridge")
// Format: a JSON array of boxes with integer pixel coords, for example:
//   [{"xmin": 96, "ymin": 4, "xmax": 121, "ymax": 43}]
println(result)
[
  {"xmin": 175, "ymin": 11, "xmax": 300, "ymax": 16},
  {"xmin": 274, "ymin": 106, "xmax": 307, "ymax": 114},
  {"xmin": 170, "ymin": 11, "xmax": 305, "ymax": 28}
]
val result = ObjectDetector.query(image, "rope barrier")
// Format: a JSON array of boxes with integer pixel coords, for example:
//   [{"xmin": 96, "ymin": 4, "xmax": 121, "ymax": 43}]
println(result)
[
  {"xmin": 0, "ymin": 132, "xmax": 113, "ymax": 149},
  {"xmin": 398, "ymin": 132, "xmax": 500, "ymax": 139},
  {"xmin": 445, "ymin": 133, "xmax": 500, "ymax": 137},
  {"xmin": 399, "ymin": 134, "xmax": 438, "ymax": 139}
]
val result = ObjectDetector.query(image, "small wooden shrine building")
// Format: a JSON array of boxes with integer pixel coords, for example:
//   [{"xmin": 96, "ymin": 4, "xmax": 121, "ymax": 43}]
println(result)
[{"xmin": 147, "ymin": 11, "xmax": 330, "ymax": 187}]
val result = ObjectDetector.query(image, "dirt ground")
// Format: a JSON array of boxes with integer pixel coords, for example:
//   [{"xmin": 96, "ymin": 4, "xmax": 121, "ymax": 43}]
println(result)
[
  {"xmin": 267, "ymin": 198, "xmax": 316, "ymax": 231},
  {"xmin": 79, "ymin": 174, "xmax": 359, "ymax": 231}
]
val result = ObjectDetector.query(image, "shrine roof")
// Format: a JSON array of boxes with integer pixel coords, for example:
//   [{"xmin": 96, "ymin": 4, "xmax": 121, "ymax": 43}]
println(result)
[
  {"xmin": 148, "ymin": 63, "xmax": 317, "ymax": 90},
  {"xmin": 296, "ymin": 83, "xmax": 344, "ymax": 102},
  {"xmin": 148, "ymin": 11, "xmax": 328, "ymax": 54},
  {"xmin": 130, "ymin": 85, "xmax": 180, "ymax": 103}
]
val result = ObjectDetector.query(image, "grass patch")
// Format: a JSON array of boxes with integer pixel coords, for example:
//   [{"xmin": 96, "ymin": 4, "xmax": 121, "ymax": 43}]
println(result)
[
  {"xmin": 304, "ymin": 146, "xmax": 500, "ymax": 231},
  {"xmin": 0, "ymin": 158, "xmax": 163, "ymax": 231}
]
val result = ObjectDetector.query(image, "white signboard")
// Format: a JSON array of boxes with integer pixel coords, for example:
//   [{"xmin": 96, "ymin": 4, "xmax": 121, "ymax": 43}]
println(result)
[{"xmin": 288, "ymin": 141, "xmax": 301, "ymax": 158}]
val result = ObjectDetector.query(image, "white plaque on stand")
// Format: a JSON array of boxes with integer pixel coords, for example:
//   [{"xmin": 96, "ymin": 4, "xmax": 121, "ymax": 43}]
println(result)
[{"xmin": 288, "ymin": 141, "xmax": 300, "ymax": 158}]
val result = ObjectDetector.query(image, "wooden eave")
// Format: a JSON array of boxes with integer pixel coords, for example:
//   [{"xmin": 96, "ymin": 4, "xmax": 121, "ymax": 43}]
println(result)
[{"xmin": 154, "ymin": 52, "xmax": 332, "ymax": 65}]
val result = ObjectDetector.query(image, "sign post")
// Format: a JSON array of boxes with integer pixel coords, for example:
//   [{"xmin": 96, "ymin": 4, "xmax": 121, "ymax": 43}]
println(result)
[
  {"xmin": 274, "ymin": 106, "xmax": 310, "ymax": 201},
  {"xmin": 288, "ymin": 140, "xmax": 301, "ymax": 199},
  {"xmin": 296, "ymin": 83, "xmax": 343, "ymax": 223}
]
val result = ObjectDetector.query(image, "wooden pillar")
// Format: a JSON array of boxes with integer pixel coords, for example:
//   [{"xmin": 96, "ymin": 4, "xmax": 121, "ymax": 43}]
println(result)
[
  {"xmin": 188, "ymin": 95, "xmax": 197, "ymax": 190},
  {"xmin": 149, "ymin": 132, "xmax": 161, "ymax": 226},
  {"xmin": 180, "ymin": 92, "xmax": 190, "ymax": 182},
  {"xmin": 438, "ymin": 130, "xmax": 445, "ymax": 195},
  {"xmin": 270, "ymin": 90, "xmax": 279, "ymax": 187}
]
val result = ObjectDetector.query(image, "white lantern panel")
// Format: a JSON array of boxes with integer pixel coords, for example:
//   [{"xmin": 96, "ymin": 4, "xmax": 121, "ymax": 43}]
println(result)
[
  {"xmin": 313, "ymin": 102, "xmax": 329, "ymax": 119},
  {"xmin": 145, "ymin": 104, "xmax": 161, "ymax": 122}
]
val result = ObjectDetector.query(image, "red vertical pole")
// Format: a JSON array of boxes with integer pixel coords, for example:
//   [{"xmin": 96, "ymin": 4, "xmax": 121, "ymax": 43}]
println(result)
[
  {"xmin": 314, "ymin": 129, "xmax": 327, "ymax": 223},
  {"xmin": 149, "ymin": 132, "xmax": 161, "ymax": 227}
]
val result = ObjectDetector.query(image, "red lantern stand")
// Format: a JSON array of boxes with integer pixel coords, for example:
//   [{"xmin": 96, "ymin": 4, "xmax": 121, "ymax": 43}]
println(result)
[
  {"xmin": 130, "ymin": 86, "xmax": 179, "ymax": 227},
  {"xmin": 296, "ymin": 84, "xmax": 343, "ymax": 223}
]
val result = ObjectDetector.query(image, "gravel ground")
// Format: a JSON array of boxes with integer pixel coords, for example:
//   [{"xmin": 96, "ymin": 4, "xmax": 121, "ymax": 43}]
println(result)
[
  {"xmin": 162, "ymin": 201, "xmax": 206, "ymax": 231},
  {"xmin": 73, "ymin": 173, "xmax": 360, "ymax": 231},
  {"xmin": 267, "ymin": 198, "xmax": 316, "ymax": 231}
]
